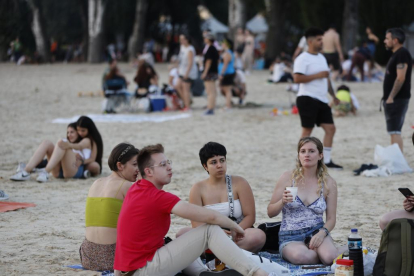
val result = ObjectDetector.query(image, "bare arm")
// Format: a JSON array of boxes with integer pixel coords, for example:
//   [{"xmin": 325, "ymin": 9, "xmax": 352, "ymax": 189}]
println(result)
[
  {"xmin": 309, "ymin": 178, "xmax": 338, "ymax": 250},
  {"xmin": 188, "ymin": 183, "xmax": 205, "ymax": 228},
  {"xmin": 171, "ymin": 201, "xmax": 245, "ymax": 240},
  {"xmin": 334, "ymin": 34, "xmax": 344, "ymax": 61},
  {"xmin": 328, "ymin": 78, "xmax": 339, "ymax": 106},
  {"xmin": 202, "ymin": 59, "xmax": 212, "ymax": 79},
  {"xmin": 185, "ymin": 50, "xmax": 194, "ymax": 78},
  {"xmin": 386, "ymin": 63, "xmax": 407, "ymax": 103},
  {"xmin": 220, "ymin": 52, "xmax": 231, "ymax": 76},
  {"xmin": 234, "ymin": 177, "xmax": 256, "ymax": 229},
  {"xmin": 83, "ymin": 142, "xmax": 97, "ymax": 165},
  {"xmin": 267, "ymin": 171, "xmax": 291, "ymax": 218},
  {"xmin": 293, "ymin": 71, "xmax": 329, "ymax": 83},
  {"xmin": 293, "ymin": 47, "xmax": 302, "ymax": 61}
]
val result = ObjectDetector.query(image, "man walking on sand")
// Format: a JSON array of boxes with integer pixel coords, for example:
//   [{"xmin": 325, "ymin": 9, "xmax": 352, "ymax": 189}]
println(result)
[
  {"xmin": 322, "ymin": 25, "xmax": 344, "ymax": 81},
  {"xmin": 383, "ymin": 28, "xmax": 412, "ymax": 153},
  {"xmin": 293, "ymin": 27, "xmax": 343, "ymax": 170}
]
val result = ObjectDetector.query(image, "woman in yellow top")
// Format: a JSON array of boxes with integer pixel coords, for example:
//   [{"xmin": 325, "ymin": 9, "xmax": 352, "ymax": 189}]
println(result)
[
  {"xmin": 333, "ymin": 84, "xmax": 356, "ymax": 117},
  {"xmin": 79, "ymin": 143, "xmax": 139, "ymax": 271}
]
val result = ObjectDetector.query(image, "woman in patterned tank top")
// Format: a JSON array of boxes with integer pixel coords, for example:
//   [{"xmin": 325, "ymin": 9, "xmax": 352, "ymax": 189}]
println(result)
[{"xmin": 267, "ymin": 137, "xmax": 347, "ymax": 265}]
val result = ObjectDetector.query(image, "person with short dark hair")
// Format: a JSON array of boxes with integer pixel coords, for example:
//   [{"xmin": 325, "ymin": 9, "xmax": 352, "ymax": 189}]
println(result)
[
  {"xmin": 322, "ymin": 25, "xmax": 344, "ymax": 81},
  {"xmin": 177, "ymin": 142, "xmax": 266, "ymax": 253},
  {"xmin": 293, "ymin": 27, "xmax": 343, "ymax": 170},
  {"xmin": 114, "ymin": 144, "xmax": 275, "ymax": 276},
  {"xmin": 382, "ymin": 28, "xmax": 412, "ymax": 153},
  {"xmin": 80, "ymin": 143, "xmax": 139, "ymax": 271}
]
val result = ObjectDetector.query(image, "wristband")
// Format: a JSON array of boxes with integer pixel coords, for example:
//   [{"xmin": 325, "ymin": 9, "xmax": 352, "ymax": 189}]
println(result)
[{"xmin": 321, "ymin": 227, "xmax": 329, "ymax": 237}]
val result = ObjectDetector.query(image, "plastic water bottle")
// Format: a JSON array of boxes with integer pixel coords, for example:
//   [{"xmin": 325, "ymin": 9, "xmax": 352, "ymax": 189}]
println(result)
[{"xmin": 348, "ymin": 228, "xmax": 364, "ymax": 276}]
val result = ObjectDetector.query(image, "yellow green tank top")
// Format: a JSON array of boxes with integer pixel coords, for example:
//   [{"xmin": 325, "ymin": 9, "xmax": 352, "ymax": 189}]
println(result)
[
  {"xmin": 85, "ymin": 181, "xmax": 125, "ymax": 228},
  {"xmin": 336, "ymin": 90, "xmax": 351, "ymax": 103}
]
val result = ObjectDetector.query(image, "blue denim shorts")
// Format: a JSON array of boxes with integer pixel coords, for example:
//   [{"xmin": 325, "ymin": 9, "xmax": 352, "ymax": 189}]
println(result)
[
  {"xmin": 58, "ymin": 165, "xmax": 85, "ymax": 179},
  {"xmin": 278, "ymin": 222, "xmax": 324, "ymax": 258}
]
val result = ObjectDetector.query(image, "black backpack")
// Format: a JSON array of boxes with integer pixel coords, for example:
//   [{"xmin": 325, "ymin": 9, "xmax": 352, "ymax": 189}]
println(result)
[
  {"xmin": 373, "ymin": 218, "xmax": 414, "ymax": 276},
  {"xmin": 258, "ymin": 221, "xmax": 281, "ymax": 253}
]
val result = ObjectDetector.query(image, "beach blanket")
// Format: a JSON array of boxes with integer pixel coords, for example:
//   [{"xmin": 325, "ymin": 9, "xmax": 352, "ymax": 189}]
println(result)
[
  {"xmin": 66, "ymin": 253, "xmax": 332, "ymax": 276},
  {"xmin": 0, "ymin": 201, "xmax": 36, "ymax": 213},
  {"xmin": 52, "ymin": 113, "xmax": 191, "ymax": 124},
  {"xmin": 258, "ymin": 252, "xmax": 332, "ymax": 275},
  {"xmin": 66, "ymin": 265, "xmax": 113, "ymax": 275}
]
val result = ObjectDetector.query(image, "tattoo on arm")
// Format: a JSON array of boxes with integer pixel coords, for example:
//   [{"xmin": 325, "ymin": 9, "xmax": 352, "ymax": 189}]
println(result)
[
  {"xmin": 389, "ymin": 79, "xmax": 404, "ymax": 99},
  {"xmin": 397, "ymin": 63, "xmax": 406, "ymax": 69}
]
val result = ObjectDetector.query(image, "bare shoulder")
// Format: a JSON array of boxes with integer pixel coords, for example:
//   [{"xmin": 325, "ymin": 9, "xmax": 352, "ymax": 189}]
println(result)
[
  {"xmin": 279, "ymin": 170, "xmax": 293, "ymax": 183},
  {"xmin": 231, "ymin": 175, "xmax": 250, "ymax": 187},
  {"xmin": 325, "ymin": 175, "xmax": 338, "ymax": 196},
  {"xmin": 190, "ymin": 179, "xmax": 208, "ymax": 194}
]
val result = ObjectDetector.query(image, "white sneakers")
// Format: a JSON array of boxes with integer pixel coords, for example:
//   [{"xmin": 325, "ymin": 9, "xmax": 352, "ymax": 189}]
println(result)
[
  {"xmin": 36, "ymin": 169, "xmax": 49, "ymax": 183},
  {"xmin": 10, "ymin": 170, "xmax": 30, "ymax": 181},
  {"xmin": 83, "ymin": 170, "xmax": 91, "ymax": 179}
]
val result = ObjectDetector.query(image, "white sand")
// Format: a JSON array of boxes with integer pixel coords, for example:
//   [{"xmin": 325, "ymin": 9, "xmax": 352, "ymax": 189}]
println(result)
[{"xmin": 0, "ymin": 63, "xmax": 413, "ymax": 275}]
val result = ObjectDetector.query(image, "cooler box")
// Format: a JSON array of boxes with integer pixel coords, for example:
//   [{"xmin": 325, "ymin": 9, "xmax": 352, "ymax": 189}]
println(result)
[{"xmin": 149, "ymin": 95, "xmax": 166, "ymax": 112}]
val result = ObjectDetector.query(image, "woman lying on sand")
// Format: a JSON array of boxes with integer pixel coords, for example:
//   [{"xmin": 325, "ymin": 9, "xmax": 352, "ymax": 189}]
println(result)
[
  {"xmin": 10, "ymin": 116, "xmax": 103, "ymax": 182},
  {"xmin": 177, "ymin": 142, "xmax": 265, "ymax": 253},
  {"xmin": 267, "ymin": 137, "xmax": 346, "ymax": 265},
  {"xmin": 80, "ymin": 143, "xmax": 139, "ymax": 271}
]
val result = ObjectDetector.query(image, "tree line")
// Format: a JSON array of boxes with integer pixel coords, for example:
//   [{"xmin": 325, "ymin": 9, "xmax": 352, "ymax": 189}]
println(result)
[{"xmin": 1, "ymin": 0, "xmax": 413, "ymax": 65}]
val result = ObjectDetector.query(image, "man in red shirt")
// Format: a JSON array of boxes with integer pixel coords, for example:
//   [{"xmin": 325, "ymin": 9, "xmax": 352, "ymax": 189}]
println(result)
[{"xmin": 114, "ymin": 144, "xmax": 274, "ymax": 276}]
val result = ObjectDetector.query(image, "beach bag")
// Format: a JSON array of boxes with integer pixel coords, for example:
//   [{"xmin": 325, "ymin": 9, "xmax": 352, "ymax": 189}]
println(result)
[
  {"xmin": 374, "ymin": 144, "xmax": 412, "ymax": 174},
  {"xmin": 373, "ymin": 218, "xmax": 414, "ymax": 276},
  {"xmin": 258, "ymin": 222, "xmax": 281, "ymax": 253}
]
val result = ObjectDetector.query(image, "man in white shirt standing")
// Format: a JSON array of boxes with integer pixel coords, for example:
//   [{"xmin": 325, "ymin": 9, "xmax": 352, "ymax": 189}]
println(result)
[{"xmin": 293, "ymin": 27, "xmax": 343, "ymax": 169}]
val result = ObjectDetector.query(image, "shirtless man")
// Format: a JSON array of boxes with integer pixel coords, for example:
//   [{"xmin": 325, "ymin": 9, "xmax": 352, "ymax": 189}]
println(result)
[{"xmin": 322, "ymin": 25, "xmax": 344, "ymax": 81}]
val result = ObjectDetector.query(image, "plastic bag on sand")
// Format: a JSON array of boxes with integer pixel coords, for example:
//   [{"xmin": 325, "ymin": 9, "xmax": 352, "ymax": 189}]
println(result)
[
  {"xmin": 374, "ymin": 144, "xmax": 412, "ymax": 175},
  {"xmin": 331, "ymin": 248, "xmax": 377, "ymax": 275}
]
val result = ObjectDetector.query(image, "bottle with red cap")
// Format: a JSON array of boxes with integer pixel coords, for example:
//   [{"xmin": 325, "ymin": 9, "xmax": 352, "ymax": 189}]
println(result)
[{"xmin": 335, "ymin": 259, "xmax": 354, "ymax": 276}]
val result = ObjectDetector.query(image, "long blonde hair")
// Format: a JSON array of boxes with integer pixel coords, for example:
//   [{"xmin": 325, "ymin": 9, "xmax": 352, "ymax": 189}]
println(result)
[{"xmin": 291, "ymin": 137, "xmax": 329, "ymax": 195}]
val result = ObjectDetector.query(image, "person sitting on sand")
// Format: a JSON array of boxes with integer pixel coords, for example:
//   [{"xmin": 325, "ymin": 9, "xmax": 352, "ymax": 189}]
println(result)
[
  {"xmin": 134, "ymin": 60, "xmax": 159, "ymax": 98},
  {"xmin": 267, "ymin": 137, "xmax": 347, "ymax": 265},
  {"xmin": 332, "ymin": 85, "xmax": 357, "ymax": 117},
  {"xmin": 11, "ymin": 122, "xmax": 87, "ymax": 182},
  {"xmin": 103, "ymin": 64, "xmax": 131, "ymax": 113},
  {"xmin": 80, "ymin": 143, "xmax": 139, "ymax": 271},
  {"xmin": 176, "ymin": 142, "xmax": 266, "ymax": 253},
  {"xmin": 113, "ymin": 143, "xmax": 275, "ymax": 276},
  {"xmin": 379, "ymin": 132, "xmax": 414, "ymax": 230},
  {"xmin": 11, "ymin": 116, "xmax": 103, "ymax": 182}
]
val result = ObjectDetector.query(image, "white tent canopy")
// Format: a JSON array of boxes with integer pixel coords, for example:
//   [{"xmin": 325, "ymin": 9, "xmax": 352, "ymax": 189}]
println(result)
[
  {"xmin": 246, "ymin": 14, "xmax": 268, "ymax": 33},
  {"xmin": 202, "ymin": 16, "xmax": 229, "ymax": 34}
]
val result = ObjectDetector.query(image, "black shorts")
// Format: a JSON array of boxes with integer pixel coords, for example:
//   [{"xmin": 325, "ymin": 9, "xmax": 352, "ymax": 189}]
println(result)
[
  {"xmin": 220, "ymin": 73, "xmax": 235, "ymax": 86},
  {"xmin": 296, "ymin": 96, "xmax": 334, "ymax": 128},
  {"xmin": 323, "ymin": 53, "xmax": 341, "ymax": 71},
  {"xmin": 383, "ymin": 98, "xmax": 409, "ymax": 134},
  {"xmin": 179, "ymin": 75, "xmax": 194, "ymax": 84}
]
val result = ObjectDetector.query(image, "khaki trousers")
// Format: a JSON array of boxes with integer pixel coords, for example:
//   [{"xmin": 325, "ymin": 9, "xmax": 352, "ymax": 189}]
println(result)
[{"xmin": 115, "ymin": 224, "xmax": 260, "ymax": 276}]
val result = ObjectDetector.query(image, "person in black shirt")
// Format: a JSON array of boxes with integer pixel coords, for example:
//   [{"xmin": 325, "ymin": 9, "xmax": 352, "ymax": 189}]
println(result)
[
  {"xmin": 383, "ymin": 28, "xmax": 412, "ymax": 152},
  {"xmin": 201, "ymin": 33, "xmax": 219, "ymax": 115}
]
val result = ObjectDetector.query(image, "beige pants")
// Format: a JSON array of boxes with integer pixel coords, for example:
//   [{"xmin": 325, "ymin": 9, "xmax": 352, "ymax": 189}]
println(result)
[{"xmin": 115, "ymin": 224, "xmax": 260, "ymax": 276}]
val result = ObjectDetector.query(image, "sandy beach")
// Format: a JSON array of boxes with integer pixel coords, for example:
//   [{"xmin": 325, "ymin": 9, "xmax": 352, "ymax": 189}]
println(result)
[{"xmin": 0, "ymin": 63, "xmax": 413, "ymax": 275}]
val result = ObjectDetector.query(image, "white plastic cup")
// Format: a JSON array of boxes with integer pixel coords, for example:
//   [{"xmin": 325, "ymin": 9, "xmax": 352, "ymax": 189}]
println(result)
[{"xmin": 286, "ymin": 187, "xmax": 298, "ymax": 202}]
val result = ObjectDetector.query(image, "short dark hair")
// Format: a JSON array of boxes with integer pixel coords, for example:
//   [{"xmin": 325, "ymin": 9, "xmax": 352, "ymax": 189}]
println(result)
[
  {"xmin": 137, "ymin": 144, "xmax": 164, "ymax": 177},
  {"xmin": 108, "ymin": 143, "xmax": 139, "ymax": 171},
  {"xmin": 337, "ymin": 84, "xmax": 350, "ymax": 92},
  {"xmin": 386, "ymin": 28, "xmax": 406, "ymax": 44},
  {"xmin": 305, "ymin": 27, "xmax": 324, "ymax": 39},
  {"xmin": 199, "ymin": 142, "xmax": 227, "ymax": 167}
]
